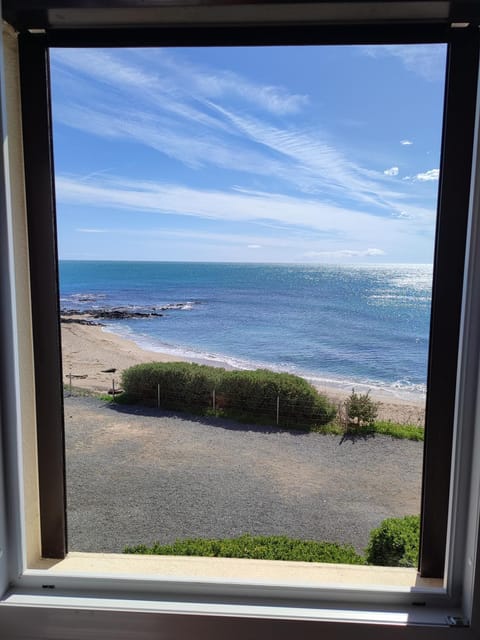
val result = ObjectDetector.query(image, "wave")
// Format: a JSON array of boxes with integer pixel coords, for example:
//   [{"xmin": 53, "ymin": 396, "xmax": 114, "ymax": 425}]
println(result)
[
  {"xmin": 60, "ymin": 296, "xmax": 199, "ymax": 313},
  {"xmin": 60, "ymin": 292, "xmax": 107, "ymax": 304}
]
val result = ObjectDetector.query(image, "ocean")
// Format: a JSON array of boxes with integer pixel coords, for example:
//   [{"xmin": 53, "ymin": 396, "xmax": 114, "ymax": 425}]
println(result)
[{"xmin": 59, "ymin": 261, "xmax": 432, "ymax": 400}]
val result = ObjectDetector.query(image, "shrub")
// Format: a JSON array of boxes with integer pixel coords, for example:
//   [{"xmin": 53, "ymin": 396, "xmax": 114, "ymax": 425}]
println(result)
[
  {"xmin": 121, "ymin": 362, "xmax": 336, "ymax": 430},
  {"xmin": 124, "ymin": 534, "xmax": 365, "ymax": 564},
  {"xmin": 218, "ymin": 369, "xmax": 336, "ymax": 428},
  {"xmin": 366, "ymin": 515, "xmax": 420, "ymax": 567},
  {"xmin": 121, "ymin": 362, "xmax": 223, "ymax": 410},
  {"xmin": 344, "ymin": 389, "xmax": 378, "ymax": 431}
]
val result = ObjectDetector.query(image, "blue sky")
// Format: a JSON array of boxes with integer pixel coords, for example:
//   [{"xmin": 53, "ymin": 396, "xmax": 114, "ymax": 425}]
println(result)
[{"xmin": 51, "ymin": 44, "xmax": 446, "ymax": 263}]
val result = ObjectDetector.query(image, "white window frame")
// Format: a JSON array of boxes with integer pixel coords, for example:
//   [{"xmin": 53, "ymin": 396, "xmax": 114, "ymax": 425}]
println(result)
[{"xmin": 2, "ymin": 5, "xmax": 480, "ymax": 639}]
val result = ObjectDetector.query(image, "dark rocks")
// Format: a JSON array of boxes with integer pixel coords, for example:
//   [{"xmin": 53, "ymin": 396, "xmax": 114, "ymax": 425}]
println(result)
[
  {"xmin": 61, "ymin": 317, "xmax": 104, "ymax": 326},
  {"xmin": 61, "ymin": 308, "xmax": 164, "ymax": 321}
]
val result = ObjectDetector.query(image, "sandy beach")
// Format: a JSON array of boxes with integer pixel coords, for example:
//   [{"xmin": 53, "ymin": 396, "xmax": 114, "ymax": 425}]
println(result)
[{"xmin": 61, "ymin": 321, "xmax": 426, "ymax": 426}]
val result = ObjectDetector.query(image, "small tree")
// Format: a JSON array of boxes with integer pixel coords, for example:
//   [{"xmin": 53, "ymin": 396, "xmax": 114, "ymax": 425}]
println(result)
[{"xmin": 344, "ymin": 389, "xmax": 378, "ymax": 431}]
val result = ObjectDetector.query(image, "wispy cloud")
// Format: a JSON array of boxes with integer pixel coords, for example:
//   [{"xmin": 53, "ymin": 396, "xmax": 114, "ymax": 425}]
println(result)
[
  {"xmin": 55, "ymin": 102, "xmax": 284, "ymax": 175},
  {"xmin": 384, "ymin": 167, "xmax": 399, "ymax": 176},
  {"xmin": 361, "ymin": 44, "xmax": 446, "ymax": 81},
  {"xmin": 56, "ymin": 174, "xmax": 433, "ymax": 250},
  {"xmin": 51, "ymin": 47, "xmax": 441, "ymax": 262},
  {"xmin": 131, "ymin": 48, "xmax": 309, "ymax": 116},
  {"xmin": 52, "ymin": 48, "xmax": 307, "ymax": 120},
  {"xmin": 52, "ymin": 48, "xmax": 424, "ymax": 219},
  {"xmin": 208, "ymin": 102, "xmax": 417, "ymax": 215}
]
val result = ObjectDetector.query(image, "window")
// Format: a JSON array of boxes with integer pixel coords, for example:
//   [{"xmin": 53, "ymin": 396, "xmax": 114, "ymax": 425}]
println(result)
[
  {"xmin": 50, "ymin": 42, "xmax": 443, "ymax": 566},
  {"xmin": 1, "ymin": 2, "xmax": 480, "ymax": 638}
]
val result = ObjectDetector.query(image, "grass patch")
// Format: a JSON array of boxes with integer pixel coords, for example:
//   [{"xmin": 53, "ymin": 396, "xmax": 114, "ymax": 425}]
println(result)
[
  {"xmin": 124, "ymin": 534, "xmax": 365, "ymax": 564},
  {"xmin": 64, "ymin": 384, "xmax": 116, "ymax": 402},
  {"xmin": 372, "ymin": 421, "xmax": 424, "ymax": 441}
]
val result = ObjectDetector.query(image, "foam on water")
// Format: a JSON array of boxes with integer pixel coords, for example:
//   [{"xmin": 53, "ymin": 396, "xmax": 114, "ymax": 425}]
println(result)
[{"xmin": 102, "ymin": 322, "xmax": 427, "ymax": 403}]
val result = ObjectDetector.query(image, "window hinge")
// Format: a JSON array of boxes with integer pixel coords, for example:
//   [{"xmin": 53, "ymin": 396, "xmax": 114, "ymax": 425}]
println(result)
[
  {"xmin": 28, "ymin": 29, "xmax": 46, "ymax": 35},
  {"xmin": 450, "ymin": 23, "xmax": 470, "ymax": 29},
  {"xmin": 447, "ymin": 616, "xmax": 469, "ymax": 627}
]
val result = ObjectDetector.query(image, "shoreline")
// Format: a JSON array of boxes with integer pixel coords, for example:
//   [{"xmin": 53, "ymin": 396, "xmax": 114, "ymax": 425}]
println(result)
[{"xmin": 61, "ymin": 322, "xmax": 426, "ymax": 426}]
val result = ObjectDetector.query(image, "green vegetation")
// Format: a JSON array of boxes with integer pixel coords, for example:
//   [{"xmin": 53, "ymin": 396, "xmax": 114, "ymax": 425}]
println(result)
[
  {"xmin": 344, "ymin": 389, "xmax": 378, "ymax": 431},
  {"xmin": 124, "ymin": 534, "xmax": 365, "ymax": 564},
  {"xmin": 125, "ymin": 516, "xmax": 420, "ymax": 567},
  {"xmin": 366, "ymin": 515, "xmax": 420, "ymax": 567},
  {"xmin": 63, "ymin": 384, "xmax": 112, "ymax": 401},
  {"xmin": 217, "ymin": 368, "xmax": 336, "ymax": 428},
  {"xmin": 117, "ymin": 361, "xmax": 424, "ymax": 439},
  {"xmin": 121, "ymin": 362, "xmax": 336, "ymax": 430},
  {"xmin": 122, "ymin": 362, "xmax": 222, "ymax": 410},
  {"xmin": 336, "ymin": 419, "xmax": 424, "ymax": 441},
  {"xmin": 372, "ymin": 421, "xmax": 424, "ymax": 441}
]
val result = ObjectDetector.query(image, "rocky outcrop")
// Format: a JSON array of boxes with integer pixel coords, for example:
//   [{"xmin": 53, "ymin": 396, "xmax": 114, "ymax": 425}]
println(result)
[{"xmin": 61, "ymin": 308, "xmax": 164, "ymax": 321}]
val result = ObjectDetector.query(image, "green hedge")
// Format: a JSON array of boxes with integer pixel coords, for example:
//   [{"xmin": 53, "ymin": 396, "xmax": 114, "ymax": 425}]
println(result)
[
  {"xmin": 124, "ymin": 534, "xmax": 365, "ymax": 564},
  {"xmin": 366, "ymin": 515, "xmax": 420, "ymax": 567},
  {"xmin": 124, "ymin": 517, "xmax": 420, "ymax": 566},
  {"xmin": 121, "ymin": 362, "xmax": 336, "ymax": 429},
  {"xmin": 217, "ymin": 368, "xmax": 336, "ymax": 426},
  {"xmin": 122, "ymin": 362, "xmax": 223, "ymax": 410}
]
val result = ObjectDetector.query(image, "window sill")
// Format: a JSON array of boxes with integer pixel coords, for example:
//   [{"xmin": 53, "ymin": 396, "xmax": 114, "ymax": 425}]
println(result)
[{"xmin": 29, "ymin": 552, "xmax": 443, "ymax": 591}]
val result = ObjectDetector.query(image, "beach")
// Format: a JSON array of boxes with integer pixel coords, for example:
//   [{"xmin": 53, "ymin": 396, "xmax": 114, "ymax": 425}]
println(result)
[{"xmin": 61, "ymin": 321, "xmax": 426, "ymax": 426}]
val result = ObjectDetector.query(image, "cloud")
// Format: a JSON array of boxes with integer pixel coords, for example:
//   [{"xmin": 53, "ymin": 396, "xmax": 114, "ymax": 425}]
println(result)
[
  {"xmin": 52, "ymin": 48, "xmax": 423, "ymax": 218},
  {"xmin": 400, "ymin": 140, "xmax": 413, "ymax": 146},
  {"xmin": 404, "ymin": 168, "xmax": 439, "ymax": 182},
  {"xmin": 247, "ymin": 244, "xmax": 262, "ymax": 249},
  {"xmin": 208, "ymin": 102, "xmax": 414, "ymax": 215},
  {"xmin": 134, "ymin": 48, "xmax": 309, "ymax": 116},
  {"xmin": 361, "ymin": 44, "xmax": 446, "ymax": 81},
  {"xmin": 304, "ymin": 248, "xmax": 386, "ymax": 259},
  {"xmin": 384, "ymin": 167, "xmax": 399, "ymax": 176},
  {"xmin": 56, "ymin": 174, "xmax": 420, "ymax": 245},
  {"xmin": 51, "ymin": 48, "xmax": 440, "ymax": 253},
  {"xmin": 76, "ymin": 228, "xmax": 109, "ymax": 233},
  {"xmin": 55, "ymin": 102, "xmax": 285, "ymax": 176},
  {"xmin": 416, "ymin": 169, "xmax": 440, "ymax": 182},
  {"xmin": 52, "ymin": 48, "xmax": 307, "ymax": 119}
]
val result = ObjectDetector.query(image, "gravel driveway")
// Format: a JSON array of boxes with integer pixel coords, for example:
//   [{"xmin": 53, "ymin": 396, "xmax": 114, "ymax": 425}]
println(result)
[{"xmin": 64, "ymin": 395, "xmax": 423, "ymax": 554}]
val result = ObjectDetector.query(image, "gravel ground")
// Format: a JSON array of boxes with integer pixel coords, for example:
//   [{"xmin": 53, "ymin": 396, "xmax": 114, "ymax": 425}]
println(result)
[{"xmin": 64, "ymin": 395, "xmax": 423, "ymax": 554}]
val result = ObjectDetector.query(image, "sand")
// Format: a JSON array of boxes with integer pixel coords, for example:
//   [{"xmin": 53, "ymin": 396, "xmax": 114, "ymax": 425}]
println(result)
[{"xmin": 61, "ymin": 321, "xmax": 425, "ymax": 426}]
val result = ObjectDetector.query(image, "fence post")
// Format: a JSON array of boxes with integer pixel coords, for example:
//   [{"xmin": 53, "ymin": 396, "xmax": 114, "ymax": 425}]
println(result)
[
  {"xmin": 212, "ymin": 388, "xmax": 216, "ymax": 411},
  {"xmin": 157, "ymin": 383, "xmax": 161, "ymax": 409},
  {"xmin": 276, "ymin": 395, "xmax": 280, "ymax": 425},
  {"xmin": 112, "ymin": 378, "xmax": 115, "ymax": 396}
]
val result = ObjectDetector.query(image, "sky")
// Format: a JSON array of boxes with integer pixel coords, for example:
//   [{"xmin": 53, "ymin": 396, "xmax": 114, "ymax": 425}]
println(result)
[{"xmin": 50, "ymin": 44, "xmax": 446, "ymax": 263}]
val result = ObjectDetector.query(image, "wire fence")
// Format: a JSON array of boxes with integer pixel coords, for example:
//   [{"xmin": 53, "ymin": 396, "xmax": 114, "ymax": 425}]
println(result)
[
  {"xmin": 64, "ymin": 378, "xmax": 426, "ymax": 430},
  {"xmin": 65, "ymin": 377, "xmax": 341, "ymax": 428},
  {"xmin": 110, "ymin": 383, "xmax": 339, "ymax": 429}
]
